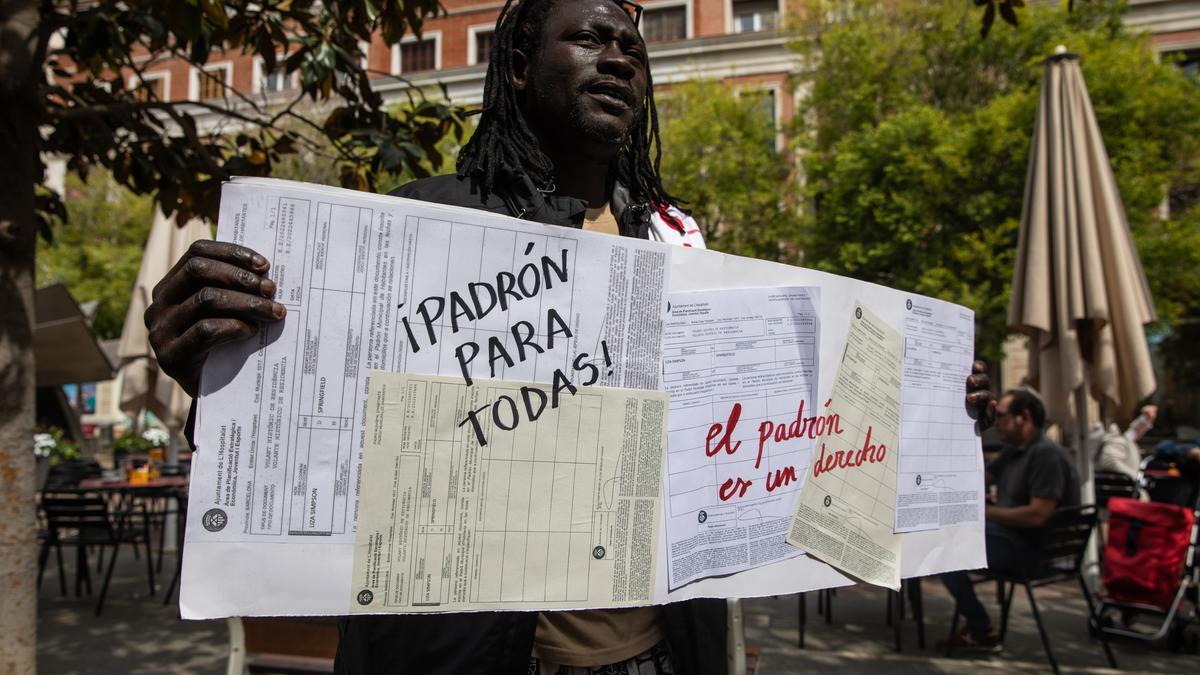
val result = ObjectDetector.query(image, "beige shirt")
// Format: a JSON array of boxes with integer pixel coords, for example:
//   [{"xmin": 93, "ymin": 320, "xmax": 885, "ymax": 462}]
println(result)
[
  {"xmin": 533, "ymin": 607, "xmax": 665, "ymax": 666},
  {"xmin": 583, "ymin": 202, "xmax": 620, "ymax": 236},
  {"xmin": 532, "ymin": 202, "xmax": 664, "ymax": 667}
]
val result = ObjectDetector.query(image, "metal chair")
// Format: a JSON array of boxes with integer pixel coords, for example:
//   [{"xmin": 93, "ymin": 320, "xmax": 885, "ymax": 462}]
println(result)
[
  {"xmin": 885, "ymin": 578, "xmax": 926, "ymax": 651},
  {"xmin": 1094, "ymin": 471, "xmax": 1140, "ymax": 508},
  {"xmin": 41, "ymin": 458, "xmax": 102, "ymax": 490},
  {"xmin": 944, "ymin": 505, "xmax": 1117, "ymax": 674},
  {"xmin": 162, "ymin": 487, "xmax": 188, "ymax": 607},
  {"xmin": 796, "ymin": 587, "xmax": 835, "ymax": 648},
  {"xmin": 38, "ymin": 490, "xmax": 156, "ymax": 615},
  {"xmin": 797, "ymin": 581, "xmax": 926, "ymax": 652}
]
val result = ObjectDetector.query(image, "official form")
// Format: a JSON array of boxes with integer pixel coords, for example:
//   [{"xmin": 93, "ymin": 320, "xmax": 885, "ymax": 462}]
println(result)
[
  {"xmin": 787, "ymin": 303, "xmax": 903, "ymax": 590},
  {"xmin": 894, "ymin": 295, "xmax": 983, "ymax": 533},
  {"xmin": 661, "ymin": 287, "xmax": 819, "ymax": 590},
  {"xmin": 351, "ymin": 372, "xmax": 666, "ymax": 612},
  {"xmin": 187, "ymin": 178, "xmax": 669, "ymax": 554}
]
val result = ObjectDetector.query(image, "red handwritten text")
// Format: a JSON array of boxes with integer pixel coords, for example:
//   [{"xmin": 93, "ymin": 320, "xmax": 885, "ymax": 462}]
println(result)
[
  {"xmin": 705, "ymin": 402, "xmax": 743, "ymax": 457},
  {"xmin": 718, "ymin": 476, "xmax": 753, "ymax": 501},
  {"xmin": 811, "ymin": 425, "xmax": 887, "ymax": 478},
  {"xmin": 707, "ymin": 399, "xmax": 833, "ymax": 502},
  {"xmin": 765, "ymin": 465, "xmax": 798, "ymax": 492},
  {"xmin": 754, "ymin": 398, "xmax": 843, "ymax": 469}
]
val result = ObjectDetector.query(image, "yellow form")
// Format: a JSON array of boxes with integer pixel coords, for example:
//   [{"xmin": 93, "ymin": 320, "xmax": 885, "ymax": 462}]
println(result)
[
  {"xmin": 351, "ymin": 371, "xmax": 667, "ymax": 613},
  {"xmin": 786, "ymin": 302, "xmax": 903, "ymax": 590}
]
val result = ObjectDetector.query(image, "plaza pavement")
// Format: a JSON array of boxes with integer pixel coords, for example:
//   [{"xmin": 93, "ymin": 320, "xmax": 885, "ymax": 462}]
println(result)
[{"xmin": 36, "ymin": 551, "xmax": 1198, "ymax": 673}]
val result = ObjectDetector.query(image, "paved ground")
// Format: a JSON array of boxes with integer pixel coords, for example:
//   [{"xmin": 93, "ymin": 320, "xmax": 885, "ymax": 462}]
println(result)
[
  {"xmin": 37, "ymin": 550, "xmax": 226, "ymax": 675},
  {"xmin": 37, "ymin": 550, "xmax": 1200, "ymax": 673},
  {"xmin": 744, "ymin": 580, "xmax": 1198, "ymax": 673}
]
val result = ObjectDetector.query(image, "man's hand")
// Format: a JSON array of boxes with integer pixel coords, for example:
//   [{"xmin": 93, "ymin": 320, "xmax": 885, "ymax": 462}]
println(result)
[
  {"xmin": 966, "ymin": 360, "xmax": 996, "ymax": 429},
  {"xmin": 144, "ymin": 240, "xmax": 285, "ymax": 397},
  {"xmin": 986, "ymin": 496, "xmax": 1058, "ymax": 529}
]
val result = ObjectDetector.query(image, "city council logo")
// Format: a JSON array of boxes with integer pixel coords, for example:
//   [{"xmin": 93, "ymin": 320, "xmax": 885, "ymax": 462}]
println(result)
[
  {"xmin": 357, "ymin": 590, "xmax": 374, "ymax": 606},
  {"xmin": 592, "ymin": 546, "xmax": 606, "ymax": 560},
  {"xmin": 823, "ymin": 495, "xmax": 832, "ymax": 508},
  {"xmin": 906, "ymin": 299, "xmax": 912, "ymax": 311},
  {"xmin": 697, "ymin": 510, "xmax": 708, "ymax": 524},
  {"xmin": 855, "ymin": 307, "xmax": 863, "ymax": 320},
  {"xmin": 201, "ymin": 508, "xmax": 228, "ymax": 532}
]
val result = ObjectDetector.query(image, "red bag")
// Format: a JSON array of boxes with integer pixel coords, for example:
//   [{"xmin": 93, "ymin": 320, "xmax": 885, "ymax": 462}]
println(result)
[{"xmin": 1103, "ymin": 497, "xmax": 1195, "ymax": 609}]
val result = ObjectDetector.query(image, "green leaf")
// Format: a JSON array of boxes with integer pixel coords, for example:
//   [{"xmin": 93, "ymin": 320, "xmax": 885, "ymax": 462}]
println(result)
[
  {"xmin": 981, "ymin": 2, "xmax": 996, "ymax": 38},
  {"xmin": 198, "ymin": 0, "xmax": 230, "ymax": 30},
  {"xmin": 999, "ymin": 1, "xmax": 1019, "ymax": 28}
]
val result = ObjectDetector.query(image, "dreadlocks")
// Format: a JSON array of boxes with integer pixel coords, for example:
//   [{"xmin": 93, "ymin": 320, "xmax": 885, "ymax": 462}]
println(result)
[{"xmin": 455, "ymin": 0, "xmax": 678, "ymax": 209}]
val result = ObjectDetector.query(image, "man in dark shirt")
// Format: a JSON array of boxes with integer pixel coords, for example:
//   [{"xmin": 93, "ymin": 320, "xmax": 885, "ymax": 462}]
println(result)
[
  {"xmin": 941, "ymin": 388, "xmax": 1079, "ymax": 650},
  {"xmin": 143, "ymin": 1, "xmax": 998, "ymax": 670}
]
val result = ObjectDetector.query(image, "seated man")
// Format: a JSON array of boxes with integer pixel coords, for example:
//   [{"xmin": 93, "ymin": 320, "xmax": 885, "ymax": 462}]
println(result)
[{"xmin": 941, "ymin": 389, "xmax": 1080, "ymax": 651}]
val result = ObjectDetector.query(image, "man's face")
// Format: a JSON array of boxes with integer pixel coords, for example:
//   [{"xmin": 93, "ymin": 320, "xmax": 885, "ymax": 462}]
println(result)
[
  {"xmin": 513, "ymin": 0, "xmax": 648, "ymax": 154},
  {"xmin": 994, "ymin": 394, "xmax": 1028, "ymax": 446}
]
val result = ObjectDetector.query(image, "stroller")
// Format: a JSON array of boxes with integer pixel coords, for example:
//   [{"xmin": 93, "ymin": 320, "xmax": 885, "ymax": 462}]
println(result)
[{"xmin": 1092, "ymin": 450, "xmax": 1200, "ymax": 652}]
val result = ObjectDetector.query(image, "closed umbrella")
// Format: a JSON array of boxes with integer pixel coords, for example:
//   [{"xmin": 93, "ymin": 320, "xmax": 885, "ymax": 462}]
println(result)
[
  {"xmin": 1007, "ymin": 47, "xmax": 1158, "ymax": 489},
  {"xmin": 116, "ymin": 207, "xmax": 210, "ymax": 436}
]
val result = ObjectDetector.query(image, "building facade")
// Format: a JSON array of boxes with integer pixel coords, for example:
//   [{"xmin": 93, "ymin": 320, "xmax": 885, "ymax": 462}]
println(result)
[
  {"xmin": 1128, "ymin": 0, "xmax": 1200, "ymax": 53},
  {"xmin": 121, "ymin": 1, "xmax": 1200, "ymax": 143},
  {"xmin": 126, "ymin": 0, "xmax": 801, "ymax": 135}
]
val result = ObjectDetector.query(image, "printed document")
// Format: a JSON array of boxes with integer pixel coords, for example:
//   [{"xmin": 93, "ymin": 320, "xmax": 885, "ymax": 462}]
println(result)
[
  {"xmin": 185, "ymin": 177, "xmax": 669, "ymax": 552},
  {"xmin": 895, "ymin": 295, "xmax": 984, "ymax": 533},
  {"xmin": 351, "ymin": 372, "xmax": 666, "ymax": 612},
  {"xmin": 787, "ymin": 303, "xmax": 903, "ymax": 590},
  {"xmin": 661, "ymin": 287, "xmax": 819, "ymax": 590}
]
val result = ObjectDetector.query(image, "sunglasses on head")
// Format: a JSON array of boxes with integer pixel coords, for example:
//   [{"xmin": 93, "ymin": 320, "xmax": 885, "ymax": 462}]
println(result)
[{"xmin": 612, "ymin": 0, "xmax": 643, "ymax": 27}]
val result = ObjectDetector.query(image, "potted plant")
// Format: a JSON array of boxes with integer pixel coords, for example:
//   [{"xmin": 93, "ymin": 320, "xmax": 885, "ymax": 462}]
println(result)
[
  {"xmin": 112, "ymin": 433, "xmax": 150, "ymax": 471},
  {"xmin": 33, "ymin": 427, "xmax": 81, "ymax": 488}
]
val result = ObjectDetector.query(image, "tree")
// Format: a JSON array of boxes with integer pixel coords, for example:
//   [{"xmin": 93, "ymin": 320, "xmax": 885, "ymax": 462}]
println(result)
[
  {"xmin": 792, "ymin": 0, "xmax": 1200, "ymax": 364},
  {"xmin": 657, "ymin": 78, "xmax": 801, "ymax": 261},
  {"xmin": 0, "ymin": 2, "xmax": 463, "ymax": 670},
  {"xmin": 36, "ymin": 173, "xmax": 158, "ymax": 340},
  {"xmin": 268, "ymin": 101, "xmax": 476, "ymax": 194}
]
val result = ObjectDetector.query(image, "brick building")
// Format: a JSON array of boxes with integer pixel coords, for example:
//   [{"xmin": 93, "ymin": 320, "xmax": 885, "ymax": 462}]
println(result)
[
  {"xmin": 1128, "ymin": 0, "xmax": 1200, "ymax": 65},
  {"xmin": 119, "ymin": 0, "xmax": 1200, "ymax": 149},
  {"xmin": 125, "ymin": 0, "xmax": 801, "ymax": 137}
]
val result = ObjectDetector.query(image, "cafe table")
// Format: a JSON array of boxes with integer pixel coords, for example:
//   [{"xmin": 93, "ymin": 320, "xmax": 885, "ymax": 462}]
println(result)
[{"xmin": 77, "ymin": 475, "xmax": 190, "ymax": 601}]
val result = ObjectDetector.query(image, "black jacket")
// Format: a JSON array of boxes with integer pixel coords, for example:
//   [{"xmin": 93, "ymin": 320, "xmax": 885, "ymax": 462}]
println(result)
[{"xmin": 334, "ymin": 172, "xmax": 728, "ymax": 674}]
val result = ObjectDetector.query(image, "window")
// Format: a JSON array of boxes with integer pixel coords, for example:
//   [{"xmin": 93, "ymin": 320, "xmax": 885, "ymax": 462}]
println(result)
[
  {"xmin": 263, "ymin": 68, "xmax": 290, "ymax": 93},
  {"xmin": 471, "ymin": 27, "xmax": 495, "ymax": 65},
  {"xmin": 732, "ymin": 0, "xmax": 778, "ymax": 33},
  {"xmin": 130, "ymin": 71, "xmax": 169, "ymax": 102},
  {"xmin": 739, "ymin": 88, "xmax": 778, "ymax": 150},
  {"xmin": 642, "ymin": 5, "xmax": 687, "ymax": 43},
  {"xmin": 394, "ymin": 36, "xmax": 439, "ymax": 74},
  {"xmin": 742, "ymin": 89, "xmax": 776, "ymax": 125},
  {"xmin": 256, "ymin": 59, "xmax": 297, "ymax": 94},
  {"xmin": 818, "ymin": 0, "xmax": 858, "ymax": 25},
  {"xmin": 194, "ymin": 63, "xmax": 232, "ymax": 100},
  {"xmin": 358, "ymin": 40, "xmax": 371, "ymax": 69},
  {"xmin": 1167, "ymin": 48, "xmax": 1200, "ymax": 84}
]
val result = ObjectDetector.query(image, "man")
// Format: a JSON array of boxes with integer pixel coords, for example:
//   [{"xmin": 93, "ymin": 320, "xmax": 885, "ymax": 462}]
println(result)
[
  {"xmin": 145, "ymin": 0, "xmax": 995, "ymax": 671},
  {"xmin": 941, "ymin": 389, "xmax": 1079, "ymax": 651}
]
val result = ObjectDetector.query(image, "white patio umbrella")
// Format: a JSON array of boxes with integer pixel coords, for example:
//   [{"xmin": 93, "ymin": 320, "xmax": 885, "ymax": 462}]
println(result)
[
  {"xmin": 1007, "ymin": 48, "xmax": 1158, "ymax": 490},
  {"xmin": 116, "ymin": 207, "xmax": 211, "ymax": 439}
]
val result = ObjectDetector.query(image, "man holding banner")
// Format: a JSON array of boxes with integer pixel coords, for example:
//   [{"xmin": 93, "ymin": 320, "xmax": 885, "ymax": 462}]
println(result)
[{"xmin": 145, "ymin": 0, "xmax": 994, "ymax": 672}]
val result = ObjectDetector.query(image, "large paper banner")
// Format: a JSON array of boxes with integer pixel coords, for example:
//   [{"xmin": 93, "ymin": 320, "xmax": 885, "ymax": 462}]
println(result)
[{"xmin": 181, "ymin": 178, "xmax": 984, "ymax": 618}]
